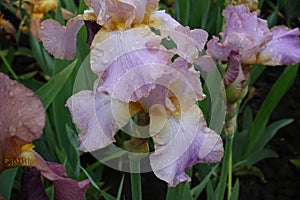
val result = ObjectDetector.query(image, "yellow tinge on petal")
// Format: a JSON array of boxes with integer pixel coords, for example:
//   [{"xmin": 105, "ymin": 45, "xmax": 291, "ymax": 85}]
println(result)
[
  {"xmin": 3, "ymin": 144, "xmax": 36, "ymax": 168},
  {"xmin": 33, "ymin": 0, "xmax": 58, "ymax": 14},
  {"xmin": 169, "ymin": 96, "xmax": 181, "ymax": 119}
]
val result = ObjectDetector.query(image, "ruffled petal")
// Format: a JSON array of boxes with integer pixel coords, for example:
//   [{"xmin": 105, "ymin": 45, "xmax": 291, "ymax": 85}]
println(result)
[
  {"xmin": 0, "ymin": 73, "xmax": 45, "ymax": 171},
  {"xmin": 222, "ymin": 4, "xmax": 272, "ymax": 47},
  {"xmin": 224, "ymin": 51, "xmax": 243, "ymax": 86},
  {"xmin": 66, "ymin": 90, "xmax": 117, "ymax": 151},
  {"xmin": 150, "ymin": 10, "xmax": 181, "ymax": 30},
  {"xmin": 150, "ymin": 105, "xmax": 223, "ymax": 186},
  {"xmin": 160, "ymin": 25, "xmax": 209, "ymax": 64},
  {"xmin": 208, "ymin": 5, "xmax": 272, "ymax": 64},
  {"xmin": 91, "ymin": 26, "xmax": 173, "ymax": 102},
  {"xmin": 90, "ymin": 0, "xmax": 158, "ymax": 29},
  {"xmin": 0, "ymin": 73, "xmax": 45, "ymax": 143},
  {"xmin": 257, "ymin": 26, "xmax": 300, "ymax": 66},
  {"xmin": 40, "ymin": 17, "xmax": 84, "ymax": 60},
  {"xmin": 207, "ymin": 36, "xmax": 231, "ymax": 61}
]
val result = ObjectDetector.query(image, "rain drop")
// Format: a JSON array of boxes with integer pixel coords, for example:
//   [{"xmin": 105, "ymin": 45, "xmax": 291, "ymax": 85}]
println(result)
[
  {"xmin": 9, "ymin": 126, "xmax": 16, "ymax": 136},
  {"xmin": 9, "ymin": 91, "xmax": 14, "ymax": 98}
]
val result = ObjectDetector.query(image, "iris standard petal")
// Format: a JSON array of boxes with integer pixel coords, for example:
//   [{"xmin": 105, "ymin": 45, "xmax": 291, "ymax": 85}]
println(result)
[
  {"xmin": 222, "ymin": 4, "xmax": 272, "ymax": 47},
  {"xmin": 40, "ymin": 17, "xmax": 84, "ymax": 60},
  {"xmin": 208, "ymin": 4, "xmax": 272, "ymax": 64},
  {"xmin": 257, "ymin": 26, "xmax": 300, "ymax": 66},
  {"xmin": 150, "ymin": 105, "xmax": 223, "ymax": 186},
  {"xmin": 66, "ymin": 90, "xmax": 117, "ymax": 151}
]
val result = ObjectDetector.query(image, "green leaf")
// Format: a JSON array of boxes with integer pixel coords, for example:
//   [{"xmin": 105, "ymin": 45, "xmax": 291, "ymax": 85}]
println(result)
[
  {"xmin": 230, "ymin": 179, "xmax": 240, "ymax": 200},
  {"xmin": 206, "ymin": 180, "xmax": 214, "ymax": 200},
  {"xmin": 191, "ymin": 164, "xmax": 218, "ymax": 199},
  {"xmin": 290, "ymin": 159, "xmax": 300, "ymax": 169},
  {"xmin": 0, "ymin": 168, "xmax": 18, "ymax": 199},
  {"xmin": 36, "ymin": 59, "xmax": 77, "ymax": 109},
  {"xmin": 116, "ymin": 175, "xmax": 125, "ymax": 200},
  {"xmin": 215, "ymin": 135, "xmax": 233, "ymax": 200},
  {"xmin": 166, "ymin": 182, "xmax": 193, "ymax": 200},
  {"xmin": 249, "ymin": 65, "xmax": 265, "ymax": 88},
  {"xmin": 174, "ymin": 0, "xmax": 190, "ymax": 26},
  {"xmin": 251, "ymin": 119, "xmax": 293, "ymax": 152},
  {"xmin": 29, "ymin": 35, "xmax": 54, "ymax": 76},
  {"xmin": 235, "ymin": 166, "xmax": 266, "ymax": 182},
  {"xmin": 247, "ymin": 64, "xmax": 299, "ymax": 154},
  {"xmin": 245, "ymin": 149, "xmax": 278, "ymax": 166},
  {"xmin": 81, "ymin": 167, "xmax": 116, "ymax": 200}
]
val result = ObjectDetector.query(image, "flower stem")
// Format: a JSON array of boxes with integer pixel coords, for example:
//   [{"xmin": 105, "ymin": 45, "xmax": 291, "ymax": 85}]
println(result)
[
  {"xmin": 227, "ymin": 134, "xmax": 234, "ymax": 200},
  {"xmin": 0, "ymin": 50, "xmax": 18, "ymax": 80},
  {"xmin": 130, "ymin": 157, "xmax": 142, "ymax": 200}
]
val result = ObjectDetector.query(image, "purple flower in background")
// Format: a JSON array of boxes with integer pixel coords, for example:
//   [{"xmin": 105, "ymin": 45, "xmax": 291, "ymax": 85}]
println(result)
[
  {"xmin": 207, "ymin": 4, "xmax": 300, "ymax": 86},
  {"xmin": 0, "ymin": 73, "xmax": 90, "ymax": 200}
]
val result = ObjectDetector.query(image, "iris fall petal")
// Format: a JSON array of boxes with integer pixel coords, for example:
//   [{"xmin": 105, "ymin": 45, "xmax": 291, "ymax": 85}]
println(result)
[{"xmin": 257, "ymin": 26, "xmax": 300, "ymax": 66}]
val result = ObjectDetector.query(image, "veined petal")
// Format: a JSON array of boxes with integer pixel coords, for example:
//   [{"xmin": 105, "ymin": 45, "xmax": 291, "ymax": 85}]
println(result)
[
  {"xmin": 160, "ymin": 25, "xmax": 209, "ymax": 64},
  {"xmin": 40, "ymin": 17, "xmax": 84, "ymax": 60},
  {"xmin": 0, "ymin": 73, "xmax": 45, "ymax": 172},
  {"xmin": 91, "ymin": 25, "xmax": 167, "ymax": 77},
  {"xmin": 257, "ymin": 26, "xmax": 300, "ymax": 66},
  {"xmin": 91, "ymin": 26, "xmax": 173, "ymax": 102},
  {"xmin": 224, "ymin": 51, "xmax": 243, "ymax": 86},
  {"xmin": 90, "ymin": 0, "xmax": 158, "ymax": 29},
  {"xmin": 150, "ymin": 10, "xmax": 181, "ymax": 30},
  {"xmin": 150, "ymin": 105, "xmax": 223, "ymax": 186},
  {"xmin": 222, "ymin": 4, "xmax": 272, "ymax": 47},
  {"xmin": 208, "ymin": 4, "xmax": 272, "ymax": 64},
  {"xmin": 207, "ymin": 36, "xmax": 231, "ymax": 61},
  {"xmin": 66, "ymin": 90, "xmax": 117, "ymax": 151}
]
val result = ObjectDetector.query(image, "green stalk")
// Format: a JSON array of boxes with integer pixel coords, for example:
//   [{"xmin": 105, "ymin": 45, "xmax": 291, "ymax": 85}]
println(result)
[
  {"xmin": 130, "ymin": 157, "xmax": 142, "ymax": 200},
  {"xmin": 227, "ymin": 134, "xmax": 234, "ymax": 200},
  {"xmin": 0, "ymin": 50, "xmax": 18, "ymax": 80}
]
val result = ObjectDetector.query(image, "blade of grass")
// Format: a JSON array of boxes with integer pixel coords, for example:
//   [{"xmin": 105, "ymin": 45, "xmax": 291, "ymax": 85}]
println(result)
[
  {"xmin": 0, "ymin": 168, "xmax": 18, "ymax": 199},
  {"xmin": 191, "ymin": 164, "xmax": 219, "ymax": 200},
  {"xmin": 0, "ymin": 50, "xmax": 18, "ymax": 80},
  {"xmin": 247, "ymin": 64, "xmax": 299, "ymax": 154},
  {"xmin": 116, "ymin": 174, "xmax": 125, "ymax": 200},
  {"xmin": 36, "ymin": 59, "xmax": 77, "ymax": 109},
  {"xmin": 174, "ymin": 0, "xmax": 190, "ymax": 26},
  {"xmin": 230, "ymin": 179, "xmax": 240, "ymax": 200}
]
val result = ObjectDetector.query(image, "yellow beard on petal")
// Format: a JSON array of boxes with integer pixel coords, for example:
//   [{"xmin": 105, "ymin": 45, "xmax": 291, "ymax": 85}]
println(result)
[{"xmin": 3, "ymin": 144, "xmax": 36, "ymax": 168}]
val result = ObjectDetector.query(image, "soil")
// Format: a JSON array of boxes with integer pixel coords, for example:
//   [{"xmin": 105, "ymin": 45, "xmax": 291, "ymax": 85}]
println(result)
[{"xmin": 239, "ymin": 66, "xmax": 300, "ymax": 200}]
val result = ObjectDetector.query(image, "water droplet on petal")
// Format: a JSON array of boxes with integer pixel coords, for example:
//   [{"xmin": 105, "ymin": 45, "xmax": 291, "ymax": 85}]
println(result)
[
  {"xmin": 9, "ymin": 92, "xmax": 14, "ymax": 98},
  {"xmin": 9, "ymin": 126, "xmax": 16, "ymax": 136}
]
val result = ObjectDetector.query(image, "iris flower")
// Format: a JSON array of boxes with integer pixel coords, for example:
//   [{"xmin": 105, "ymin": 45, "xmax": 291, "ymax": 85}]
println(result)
[
  {"xmin": 207, "ymin": 4, "xmax": 300, "ymax": 87},
  {"xmin": 0, "ymin": 73, "xmax": 90, "ymax": 199},
  {"xmin": 40, "ymin": 0, "xmax": 224, "ymax": 186}
]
